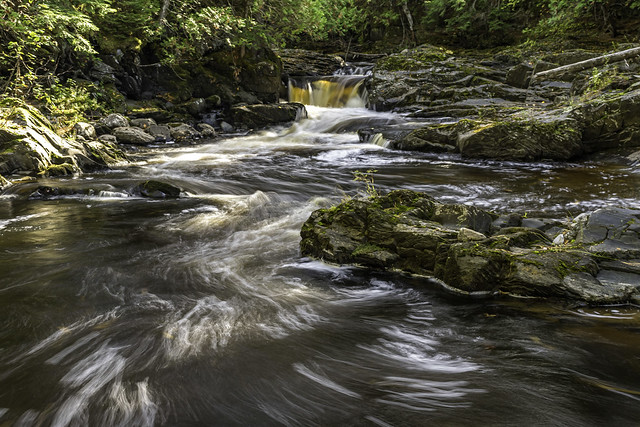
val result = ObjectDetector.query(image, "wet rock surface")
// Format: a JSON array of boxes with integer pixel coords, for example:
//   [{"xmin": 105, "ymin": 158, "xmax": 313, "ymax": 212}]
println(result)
[
  {"xmin": 301, "ymin": 190, "xmax": 640, "ymax": 304},
  {"xmin": 231, "ymin": 103, "xmax": 307, "ymax": 129},
  {"xmin": 0, "ymin": 104, "xmax": 125, "ymax": 182},
  {"xmin": 364, "ymin": 44, "xmax": 640, "ymax": 161}
]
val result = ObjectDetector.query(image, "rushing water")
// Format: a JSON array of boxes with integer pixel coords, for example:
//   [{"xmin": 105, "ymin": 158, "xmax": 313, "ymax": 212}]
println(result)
[{"xmin": 2, "ymin": 87, "xmax": 640, "ymax": 426}]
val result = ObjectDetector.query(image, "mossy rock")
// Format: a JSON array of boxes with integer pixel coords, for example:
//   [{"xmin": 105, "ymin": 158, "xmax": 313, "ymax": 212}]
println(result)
[{"xmin": 300, "ymin": 190, "xmax": 640, "ymax": 304}]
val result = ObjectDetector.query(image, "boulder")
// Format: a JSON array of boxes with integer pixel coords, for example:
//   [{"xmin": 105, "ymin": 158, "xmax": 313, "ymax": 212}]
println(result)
[
  {"xmin": 169, "ymin": 124, "xmax": 201, "ymax": 142},
  {"xmin": 231, "ymin": 103, "xmax": 306, "ymax": 129},
  {"xmin": 505, "ymin": 63, "xmax": 533, "ymax": 88},
  {"xmin": 148, "ymin": 124, "xmax": 172, "ymax": 142},
  {"xmin": 99, "ymin": 113, "xmax": 128, "ymax": 129},
  {"xmin": 134, "ymin": 180, "xmax": 181, "ymax": 198},
  {"xmin": 195, "ymin": 123, "xmax": 216, "ymax": 138},
  {"xmin": 456, "ymin": 113, "xmax": 584, "ymax": 161},
  {"xmin": 74, "ymin": 122, "xmax": 97, "ymax": 140},
  {"xmin": 98, "ymin": 134, "xmax": 118, "ymax": 144},
  {"xmin": 130, "ymin": 118, "xmax": 157, "ymax": 130},
  {"xmin": 220, "ymin": 121, "xmax": 234, "ymax": 132},
  {"xmin": 300, "ymin": 190, "xmax": 640, "ymax": 304},
  {"xmin": 112, "ymin": 127, "xmax": 156, "ymax": 145}
]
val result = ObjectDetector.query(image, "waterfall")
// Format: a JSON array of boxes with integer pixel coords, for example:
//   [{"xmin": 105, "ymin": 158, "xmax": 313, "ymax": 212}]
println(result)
[{"xmin": 288, "ymin": 75, "xmax": 368, "ymax": 108}]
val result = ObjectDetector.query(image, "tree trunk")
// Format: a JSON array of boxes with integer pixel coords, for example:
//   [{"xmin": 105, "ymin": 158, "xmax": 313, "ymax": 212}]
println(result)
[
  {"xmin": 531, "ymin": 46, "xmax": 640, "ymax": 82},
  {"xmin": 401, "ymin": 1, "xmax": 416, "ymax": 46},
  {"xmin": 158, "ymin": 0, "xmax": 170, "ymax": 24}
]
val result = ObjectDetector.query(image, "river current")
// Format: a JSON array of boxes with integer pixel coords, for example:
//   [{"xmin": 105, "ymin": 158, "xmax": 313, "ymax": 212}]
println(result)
[{"xmin": 1, "ymin": 94, "xmax": 640, "ymax": 425}]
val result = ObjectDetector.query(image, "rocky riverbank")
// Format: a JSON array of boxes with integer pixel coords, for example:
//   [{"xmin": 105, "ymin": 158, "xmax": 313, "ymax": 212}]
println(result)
[
  {"xmin": 301, "ymin": 190, "xmax": 640, "ymax": 305},
  {"xmin": 362, "ymin": 44, "xmax": 640, "ymax": 161},
  {"xmin": 0, "ymin": 102, "xmax": 125, "ymax": 188}
]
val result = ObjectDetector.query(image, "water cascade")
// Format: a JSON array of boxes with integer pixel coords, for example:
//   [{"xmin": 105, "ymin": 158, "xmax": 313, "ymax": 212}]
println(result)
[{"xmin": 288, "ymin": 75, "xmax": 368, "ymax": 108}]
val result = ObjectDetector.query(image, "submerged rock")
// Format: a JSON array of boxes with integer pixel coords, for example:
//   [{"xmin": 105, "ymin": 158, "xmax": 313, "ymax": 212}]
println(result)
[
  {"xmin": 134, "ymin": 180, "xmax": 181, "ymax": 198},
  {"xmin": 300, "ymin": 190, "xmax": 640, "ymax": 304}
]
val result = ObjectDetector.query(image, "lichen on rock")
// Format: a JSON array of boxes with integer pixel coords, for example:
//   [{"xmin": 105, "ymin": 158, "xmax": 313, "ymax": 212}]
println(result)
[{"xmin": 300, "ymin": 190, "xmax": 640, "ymax": 304}]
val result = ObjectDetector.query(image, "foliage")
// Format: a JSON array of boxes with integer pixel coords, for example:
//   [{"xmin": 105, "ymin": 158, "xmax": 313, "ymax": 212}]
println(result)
[
  {"xmin": 2, "ymin": 0, "xmax": 640, "ymax": 130},
  {"xmin": 353, "ymin": 169, "xmax": 379, "ymax": 197}
]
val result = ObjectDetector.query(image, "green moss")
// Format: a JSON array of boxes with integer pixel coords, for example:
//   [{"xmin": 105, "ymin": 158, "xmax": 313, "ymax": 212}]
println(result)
[
  {"xmin": 352, "ymin": 243, "xmax": 386, "ymax": 257},
  {"xmin": 377, "ymin": 46, "xmax": 453, "ymax": 72},
  {"xmin": 38, "ymin": 163, "xmax": 76, "ymax": 177}
]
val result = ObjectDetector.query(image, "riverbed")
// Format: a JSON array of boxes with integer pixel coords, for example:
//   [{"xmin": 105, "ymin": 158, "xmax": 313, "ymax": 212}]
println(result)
[{"xmin": 1, "ymin": 104, "xmax": 640, "ymax": 426}]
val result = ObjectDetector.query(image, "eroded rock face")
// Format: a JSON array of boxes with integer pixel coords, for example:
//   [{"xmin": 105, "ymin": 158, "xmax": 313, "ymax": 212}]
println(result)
[
  {"xmin": 278, "ymin": 49, "xmax": 344, "ymax": 77},
  {"xmin": 0, "ymin": 104, "xmax": 125, "ymax": 181},
  {"xmin": 300, "ymin": 190, "xmax": 640, "ymax": 304}
]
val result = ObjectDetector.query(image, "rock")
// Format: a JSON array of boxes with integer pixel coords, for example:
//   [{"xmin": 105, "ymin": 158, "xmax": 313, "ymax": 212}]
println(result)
[
  {"xmin": 130, "ymin": 118, "xmax": 157, "ymax": 130},
  {"xmin": 169, "ymin": 124, "xmax": 201, "ymax": 142},
  {"xmin": 98, "ymin": 134, "xmax": 118, "ymax": 144},
  {"xmin": 596, "ymin": 270, "xmax": 640, "ymax": 288},
  {"xmin": 89, "ymin": 61, "xmax": 117, "ymax": 84},
  {"xmin": 0, "ymin": 102, "xmax": 126, "ymax": 180},
  {"xmin": 179, "ymin": 98, "xmax": 207, "ymax": 116},
  {"xmin": 112, "ymin": 127, "xmax": 156, "ymax": 145},
  {"xmin": 572, "ymin": 87, "xmax": 640, "ymax": 152},
  {"xmin": 457, "ymin": 113, "xmax": 583, "ymax": 161},
  {"xmin": 128, "ymin": 107, "xmax": 175, "ymax": 123},
  {"xmin": 458, "ymin": 228, "xmax": 487, "ymax": 242},
  {"xmin": 100, "ymin": 113, "xmax": 129, "ymax": 129},
  {"xmin": 93, "ymin": 122, "xmax": 112, "ymax": 136},
  {"xmin": 220, "ymin": 121, "xmax": 234, "ymax": 132},
  {"xmin": 277, "ymin": 49, "xmax": 344, "ymax": 76},
  {"xmin": 74, "ymin": 122, "xmax": 97, "ymax": 140},
  {"xmin": 562, "ymin": 272, "xmax": 637, "ymax": 303},
  {"xmin": 390, "ymin": 125, "xmax": 457, "ymax": 152},
  {"xmin": 135, "ymin": 180, "xmax": 181, "ymax": 198},
  {"xmin": 432, "ymin": 203, "xmax": 495, "ymax": 234},
  {"xmin": 231, "ymin": 103, "xmax": 307, "ymax": 129},
  {"xmin": 300, "ymin": 190, "xmax": 640, "ymax": 304},
  {"xmin": 506, "ymin": 63, "xmax": 533, "ymax": 88},
  {"xmin": 195, "ymin": 123, "xmax": 216, "ymax": 138},
  {"xmin": 29, "ymin": 185, "xmax": 83, "ymax": 199},
  {"xmin": 148, "ymin": 124, "xmax": 172, "ymax": 142}
]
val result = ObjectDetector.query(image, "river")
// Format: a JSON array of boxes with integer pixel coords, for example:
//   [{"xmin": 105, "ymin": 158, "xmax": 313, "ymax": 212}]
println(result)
[{"xmin": 1, "ymin": 83, "xmax": 640, "ymax": 425}]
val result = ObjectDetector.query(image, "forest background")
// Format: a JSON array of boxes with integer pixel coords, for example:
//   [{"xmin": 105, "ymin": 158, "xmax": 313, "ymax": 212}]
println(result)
[{"xmin": 1, "ymin": 0, "xmax": 640, "ymax": 126}]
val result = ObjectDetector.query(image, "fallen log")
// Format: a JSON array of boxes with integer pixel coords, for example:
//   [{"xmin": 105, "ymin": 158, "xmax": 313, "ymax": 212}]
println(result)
[{"xmin": 531, "ymin": 46, "xmax": 640, "ymax": 82}]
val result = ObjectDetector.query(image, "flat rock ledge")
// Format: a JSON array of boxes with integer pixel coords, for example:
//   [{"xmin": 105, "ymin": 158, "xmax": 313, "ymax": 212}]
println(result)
[{"xmin": 300, "ymin": 190, "xmax": 640, "ymax": 305}]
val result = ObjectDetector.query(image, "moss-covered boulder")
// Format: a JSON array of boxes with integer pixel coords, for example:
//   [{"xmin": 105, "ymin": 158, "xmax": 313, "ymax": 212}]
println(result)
[
  {"xmin": 456, "ymin": 113, "xmax": 584, "ymax": 161},
  {"xmin": 300, "ymin": 190, "xmax": 640, "ymax": 304},
  {"xmin": 0, "ymin": 102, "xmax": 126, "ymax": 183}
]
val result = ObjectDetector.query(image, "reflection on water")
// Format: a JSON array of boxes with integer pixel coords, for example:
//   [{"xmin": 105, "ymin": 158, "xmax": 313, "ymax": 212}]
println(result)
[{"xmin": 1, "ymin": 106, "xmax": 640, "ymax": 425}]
